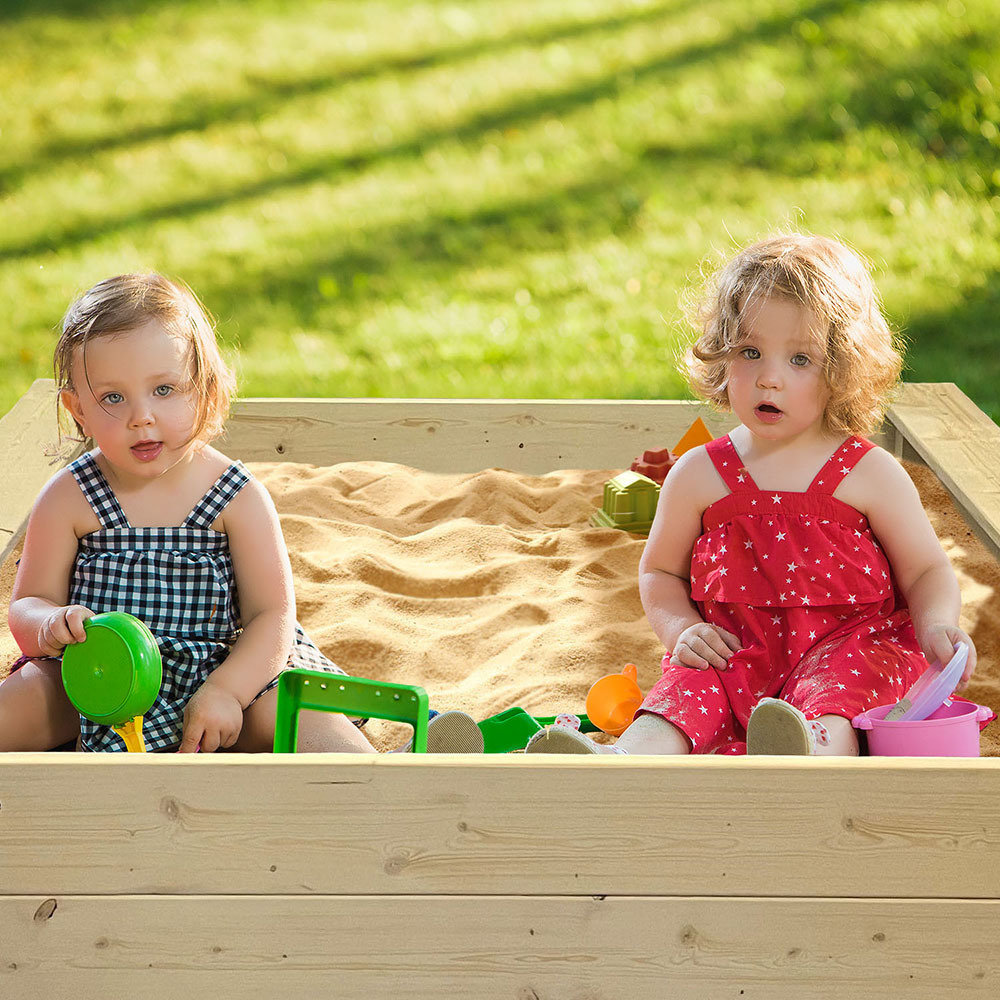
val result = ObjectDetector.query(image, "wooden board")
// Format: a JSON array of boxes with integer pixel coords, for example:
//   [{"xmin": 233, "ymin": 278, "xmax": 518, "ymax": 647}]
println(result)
[
  {"xmin": 2, "ymin": 755, "xmax": 1000, "ymax": 899},
  {"xmin": 217, "ymin": 395, "xmax": 741, "ymax": 470},
  {"xmin": 0, "ymin": 379, "xmax": 82, "ymax": 563},
  {"xmin": 3, "ymin": 894, "xmax": 997, "ymax": 998},
  {"xmin": 888, "ymin": 383, "xmax": 1000, "ymax": 560},
  {"xmin": 2, "ymin": 381, "xmax": 999, "ymax": 997}
]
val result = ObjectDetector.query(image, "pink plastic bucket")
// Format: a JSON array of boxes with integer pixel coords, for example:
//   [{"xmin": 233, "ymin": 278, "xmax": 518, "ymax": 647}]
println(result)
[{"xmin": 852, "ymin": 700, "xmax": 992, "ymax": 757}]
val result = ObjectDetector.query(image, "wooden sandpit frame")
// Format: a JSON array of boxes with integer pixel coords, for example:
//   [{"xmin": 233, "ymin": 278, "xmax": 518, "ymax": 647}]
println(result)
[{"xmin": 2, "ymin": 380, "xmax": 1000, "ymax": 998}]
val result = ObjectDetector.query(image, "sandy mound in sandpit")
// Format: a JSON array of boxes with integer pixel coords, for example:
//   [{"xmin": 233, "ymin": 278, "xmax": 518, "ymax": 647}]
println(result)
[{"xmin": 2, "ymin": 459, "xmax": 997, "ymax": 754}]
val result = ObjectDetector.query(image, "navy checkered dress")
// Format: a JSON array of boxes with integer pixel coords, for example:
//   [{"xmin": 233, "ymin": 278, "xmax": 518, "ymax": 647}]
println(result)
[{"xmin": 68, "ymin": 452, "xmax": 344, "ymax": 752}]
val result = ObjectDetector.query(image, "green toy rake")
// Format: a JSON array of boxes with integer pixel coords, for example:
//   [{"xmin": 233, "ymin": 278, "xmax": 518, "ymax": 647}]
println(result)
[{"xmin": 273, "ymin": 669, "xmax": 430, "ymax": 752}]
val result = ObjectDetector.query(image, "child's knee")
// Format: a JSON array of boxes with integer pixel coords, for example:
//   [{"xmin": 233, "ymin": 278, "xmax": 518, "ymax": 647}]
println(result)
[{"xmin": 0, "ymin": 659, "xmax": 79, "ymax": 750}]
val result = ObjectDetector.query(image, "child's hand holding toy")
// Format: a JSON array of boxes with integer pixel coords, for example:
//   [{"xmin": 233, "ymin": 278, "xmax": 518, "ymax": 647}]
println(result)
[{"xmin": 36, "ymin": 603, "xmax": 94, "ymax": 656}]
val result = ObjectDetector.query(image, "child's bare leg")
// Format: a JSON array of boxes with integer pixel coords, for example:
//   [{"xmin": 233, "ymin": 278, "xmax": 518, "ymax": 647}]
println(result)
[
  {"xmin": 812, "ymin": 714, "xmax": 859, "ymax": 756},
  {"xmin": 233, "ymin": 687, "xmax": 377, "ymax": 753},
  {"xmin": 0, "ymin": 659, "xmax": 80, "ymax": 751},
  {"xmin": 615, "ymin": 713, "xmax": 692, "ymax": 754},
  {"xmin": 526, "ymin": 711, "xmax": 693, "ymax": 755}
]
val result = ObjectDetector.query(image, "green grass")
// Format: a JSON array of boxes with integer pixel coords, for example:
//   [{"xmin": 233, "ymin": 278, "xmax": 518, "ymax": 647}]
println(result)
[{"xmin": 2, "ymin": 0, "xmax": 999, "ymax": 421}]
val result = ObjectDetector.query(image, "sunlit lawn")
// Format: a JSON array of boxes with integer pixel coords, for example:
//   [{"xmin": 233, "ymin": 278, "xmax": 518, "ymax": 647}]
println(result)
[{"xmin": 2, "ymin": 0, "xmax": 999, "ymax": 419}]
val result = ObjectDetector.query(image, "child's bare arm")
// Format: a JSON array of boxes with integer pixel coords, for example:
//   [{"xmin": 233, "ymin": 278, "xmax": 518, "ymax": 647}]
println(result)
[
  {"xmin": 9, "ymin": 471, "xmax": 94, "ymax": 656},
  {"xmin": 852, "ymin": 448, "xmax": 975, "ymax": 681},
  {"xmin": 177, "ymin": 476, "xmax": 295, "ymax": 752},
  {"xmin": 639, "ymin": 448, "xmax": 741, "ymax": 669}
]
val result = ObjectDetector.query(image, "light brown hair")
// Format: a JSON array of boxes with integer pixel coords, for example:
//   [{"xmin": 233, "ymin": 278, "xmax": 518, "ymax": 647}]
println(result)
[
  {"xmin": 55, "ymin": 273, "xmax": 236, "ymax": 443},
  {"xmin": 684, "ymin": 233, "xmax": 904, "ymax": 436}
]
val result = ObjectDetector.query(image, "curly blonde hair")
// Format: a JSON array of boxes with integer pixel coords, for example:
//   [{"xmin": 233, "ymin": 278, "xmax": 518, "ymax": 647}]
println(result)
[
  {"xmin": 55, "ymin": 273, "xmax": 236, "ymax": 444},
  {"xmin": 683, "ymin": 233, "xmax": 904, "ymax": 436}
]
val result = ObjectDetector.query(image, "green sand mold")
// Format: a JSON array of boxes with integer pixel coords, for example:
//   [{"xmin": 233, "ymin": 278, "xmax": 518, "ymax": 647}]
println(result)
[{"xmin": 590, "ymin": 470, "xmax": 660, "ymax": 533}]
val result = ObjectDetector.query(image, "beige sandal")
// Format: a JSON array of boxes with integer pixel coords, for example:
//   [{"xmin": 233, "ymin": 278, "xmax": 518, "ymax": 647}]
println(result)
[
  {"xmin": 746, "ymin": 698, "xmax": 830, "ymax": 755},
  {"xmin": 424, "ymin": 711, "xmax": 485, "ymax": 753},
  {"xmin": 524, "ymin": 726, "xmax": 601, "ymax": 754}
]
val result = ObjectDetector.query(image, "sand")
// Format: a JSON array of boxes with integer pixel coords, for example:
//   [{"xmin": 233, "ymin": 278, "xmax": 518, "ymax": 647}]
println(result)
[{"xmin": 2, "ymin": 459, "xmax": 998, "ymax": 754}]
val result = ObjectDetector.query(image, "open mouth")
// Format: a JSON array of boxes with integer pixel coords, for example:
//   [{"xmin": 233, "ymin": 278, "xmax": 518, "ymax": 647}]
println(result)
[
  {"xmin": 131, "ymin": 441, "xmax": 163, "ymax": 461},
  {"xmin": 755, "ymin": 403, "xmax": 783, "ymax": 422}
]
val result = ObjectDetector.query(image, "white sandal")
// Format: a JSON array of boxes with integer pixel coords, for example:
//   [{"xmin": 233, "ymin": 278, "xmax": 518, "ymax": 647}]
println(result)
[
  {"xmin": 746, "ymin": 698, "xmax": 831, "ymax": 755},
  {"xmin": 524, "ymin": 726, "xmax": 602, "ymax": 754}
]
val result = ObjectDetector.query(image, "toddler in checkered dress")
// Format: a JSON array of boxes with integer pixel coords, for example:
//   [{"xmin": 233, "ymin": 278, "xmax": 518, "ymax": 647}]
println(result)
[{"xmin": 1, "ymin": 273, "xmax": 376, "ymax": 754}]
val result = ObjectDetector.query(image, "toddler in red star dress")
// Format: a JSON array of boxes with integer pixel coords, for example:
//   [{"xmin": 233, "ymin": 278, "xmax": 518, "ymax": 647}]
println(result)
[{"xmin": 527, "ymin": 232, "xmax": 984, "ymax": 756}]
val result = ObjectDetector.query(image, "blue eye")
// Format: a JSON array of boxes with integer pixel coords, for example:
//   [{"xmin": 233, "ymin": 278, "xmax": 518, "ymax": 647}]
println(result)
[
  {"xmin": 102, "ymin": 392, "xmax": 123, "ymax": 405},
  {"xmin": 154, "ymin": 384, "xmax": 173, "ymax": 397}
]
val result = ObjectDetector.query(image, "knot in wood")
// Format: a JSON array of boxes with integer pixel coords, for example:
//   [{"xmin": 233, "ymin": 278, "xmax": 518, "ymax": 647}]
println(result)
[{"xmin": 383, "ymin": 851, "xmax": 410, "ymax": 875}]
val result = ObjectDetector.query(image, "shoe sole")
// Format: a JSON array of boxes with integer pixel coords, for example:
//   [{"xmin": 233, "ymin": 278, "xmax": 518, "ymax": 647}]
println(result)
[
  {"xmin": 425, "ymin": 711, "xmax": 484, "ymax": 754},
  {"xmin": 524, "ymin": 727, "xmax": 599, "ymax": 755},
  {"xmin": 746, "ymin": 700, "xmax": 812, "ymax": 755}
]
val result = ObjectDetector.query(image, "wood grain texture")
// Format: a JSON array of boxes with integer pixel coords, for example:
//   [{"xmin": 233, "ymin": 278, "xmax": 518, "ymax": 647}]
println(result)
[
  {"xmin": 0, "ymin": 380, "xmax": 77, "ymax": 563},
  {"xmin": 218, "ymin": 396, "xmax": 740, "ymax": 470},
  {"xmin": 2, "ymin": 893, "xmax": 997, "ymax": 998},
  {"xmin": 2, "ymin": 384, "xmax": 1000, "ymax": 997},
  {"xmin": 2, "ymin": 754, "xmax": 999, "ymax": 898},
  {"xmin": 888, "ymin": 383, "xmax": 1000, "ymax": 560}
]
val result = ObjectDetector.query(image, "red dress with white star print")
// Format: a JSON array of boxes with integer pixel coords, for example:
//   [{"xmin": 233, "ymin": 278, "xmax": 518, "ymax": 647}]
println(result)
[{"xmin": 638, "ymin": 434, "xmax": 929, "ymax": 754}]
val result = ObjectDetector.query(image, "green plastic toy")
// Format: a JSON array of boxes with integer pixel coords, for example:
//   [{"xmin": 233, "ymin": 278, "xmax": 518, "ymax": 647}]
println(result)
[
  {"xmin": 478, "ymin": 707, "xmax": 542, "ymax": 753},
  {"xmin": 61, "ymin": 611, "xmax": 162, "ymax": 752},
  {"xmin": 478, "ymin": 706, "xmax": 599, "ymax": 753},
  {"xmin": 590, "ymin": 470, "xmax": 660, "ymax": 533},
  {"xmin": 273, "ymin": 669, "xmax": 430, "ymax": 753}
]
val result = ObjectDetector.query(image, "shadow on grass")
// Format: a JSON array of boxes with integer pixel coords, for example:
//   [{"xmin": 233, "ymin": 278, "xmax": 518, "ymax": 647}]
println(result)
[
  {"xmin": 208, "ymin": 164, "xmax": 651, "ymax": 348},
  {"xmin": 0, "ymin": 0, "xmax": 860, "ymax": 262},
  {"xmin": 667, "ymin": 16, "xmax": 1000, "ymax": 181},
  {"xmin": 5, "ymin": 0, "xmax": 994, "ymax": 415},
  {"xmin": 0, "ymin": 0, "xmax": 689, "ymax": 186},
  {"xmin": 903, "ymin": 276, "xmax": 1000, "ymax": 424},
  {"xmin": 0, "ymin": 0, "xmax": 186, "ymax": 18}
]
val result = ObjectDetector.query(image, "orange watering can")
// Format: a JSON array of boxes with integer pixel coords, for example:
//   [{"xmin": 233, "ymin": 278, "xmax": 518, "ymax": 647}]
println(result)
[{"xmin": 586, "ymin": 663, "xmax": 643, "ymax": 737}]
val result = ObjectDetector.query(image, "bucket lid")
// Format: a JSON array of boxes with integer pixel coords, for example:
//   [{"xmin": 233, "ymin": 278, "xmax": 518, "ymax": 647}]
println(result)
[
  {"xmin": 884, "ymin": 643, "xmax": 969, "ymax": 722},
  {"xmin": 61, "ymin": 612, "xmax": 162, "ymax": 726}
]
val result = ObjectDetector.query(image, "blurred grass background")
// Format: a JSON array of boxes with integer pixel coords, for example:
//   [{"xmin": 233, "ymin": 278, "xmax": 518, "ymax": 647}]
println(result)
[{"xmin": 2, "ymin": 0, "xmax": 998, "ymax": 420}]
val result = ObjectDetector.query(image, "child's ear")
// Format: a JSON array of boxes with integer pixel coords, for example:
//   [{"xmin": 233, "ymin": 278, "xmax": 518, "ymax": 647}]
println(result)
[{"xmin": 60, "ymin": 388, "xmax": 89, "ymax": 437}]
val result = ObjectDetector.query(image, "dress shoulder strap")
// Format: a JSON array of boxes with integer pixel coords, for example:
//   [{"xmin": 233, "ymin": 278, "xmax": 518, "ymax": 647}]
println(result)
[
  {"xmin": 705, "ymin": 435, "xmax": 757, "ymax": 493},
  {"xmin": 68, "ymin": 452, "xmax": 130, "ymax": 529},
  {"xmin": 184, "ymin": 462, "xmax": 251, "ymax": 529},
  {"xmin": 807, "ymin": 436, "xmax": 875, "ymax": 495}
]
